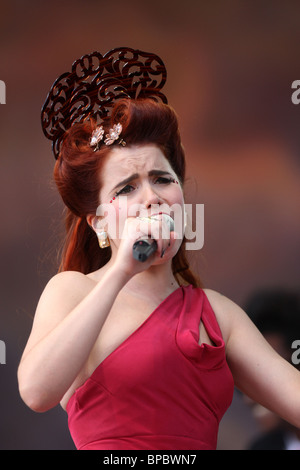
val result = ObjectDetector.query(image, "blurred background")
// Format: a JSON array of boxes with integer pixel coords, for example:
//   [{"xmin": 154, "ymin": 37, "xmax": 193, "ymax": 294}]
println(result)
[{"xmin": 0, "ymin": 0, "xmax": 300, "ymax": 449}]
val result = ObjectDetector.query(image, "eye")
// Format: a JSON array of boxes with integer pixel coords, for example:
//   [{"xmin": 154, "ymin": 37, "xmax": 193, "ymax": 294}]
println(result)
[
  {"xmin": 115, "ymin": 184, "xmax": 135, "ymax": 197},
  {"xmin": 154, "ymin": 176, "xmax": 174, "ymax": 184}
]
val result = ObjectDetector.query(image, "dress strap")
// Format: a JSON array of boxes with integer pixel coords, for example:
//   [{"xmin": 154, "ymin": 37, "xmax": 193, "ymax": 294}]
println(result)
[{"xmin": 175, "ymin": 286, "xmax": 227, "ymax": 369}]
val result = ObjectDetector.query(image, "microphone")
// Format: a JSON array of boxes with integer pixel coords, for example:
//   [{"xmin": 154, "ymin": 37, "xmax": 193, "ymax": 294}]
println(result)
[{"xmin": 132, "ymin": 214, "xmax": 174, "ymax": 262}]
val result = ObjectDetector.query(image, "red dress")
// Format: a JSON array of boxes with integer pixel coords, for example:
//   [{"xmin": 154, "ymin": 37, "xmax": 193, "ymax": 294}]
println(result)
[{"xmin": 66, "ymin": 285, "xmax": 234, "ymax": 450}]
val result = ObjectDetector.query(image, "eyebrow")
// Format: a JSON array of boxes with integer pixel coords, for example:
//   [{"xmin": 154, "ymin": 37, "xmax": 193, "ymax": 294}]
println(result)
[{"xmin": 111, "ymin": 170, "xmax": 173, "ymax": 193}]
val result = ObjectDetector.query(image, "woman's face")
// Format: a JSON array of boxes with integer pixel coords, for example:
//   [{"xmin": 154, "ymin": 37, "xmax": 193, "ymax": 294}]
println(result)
[{"xmin": 96, "ymin": 144, "xmax": 185, "ymax": 261}]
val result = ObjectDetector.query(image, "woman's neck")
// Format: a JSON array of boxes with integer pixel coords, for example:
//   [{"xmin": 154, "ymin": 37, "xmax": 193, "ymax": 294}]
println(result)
[
  {"xmin": 123, "ymin": 262, "xmax": 180, "ymax": 301},
  {"xmin": 96, "ymin": 257, "xmax": 180, "ymax": 302}
]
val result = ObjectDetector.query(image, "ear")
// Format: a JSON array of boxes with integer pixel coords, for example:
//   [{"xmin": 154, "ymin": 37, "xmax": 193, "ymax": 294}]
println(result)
[{"xmin": 86, "ymin": 214, "xmax": 101, "ymax": 233}]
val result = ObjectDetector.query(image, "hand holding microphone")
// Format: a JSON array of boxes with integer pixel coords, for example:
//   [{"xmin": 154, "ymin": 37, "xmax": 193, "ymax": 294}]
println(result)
[{"xmin": 132, "ymin": 214, "xmax": 174, "ymax": 262}]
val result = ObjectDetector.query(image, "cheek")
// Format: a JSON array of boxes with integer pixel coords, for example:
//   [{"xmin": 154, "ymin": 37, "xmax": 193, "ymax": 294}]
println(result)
[
  {"xmin": 177, "ymin": 188, "xmax": 185, "ymax": 206},
  {"xmin": 170, "ymin": 183, "xmax": 185, "ymax": 213},
  {"xmin": 172, "ymin": 190, "xmax": 186, "ymax": 242},
  {"xmin": 96, "ymin": 197, "xmax": 123, "ymax": 240},
  {"xmin": 106, "ymin": 196, "xmax": 136, "ymax": 240},
  {"xmin": 168, "ymin": 181, "xmax": 184, "ymax": 203}
]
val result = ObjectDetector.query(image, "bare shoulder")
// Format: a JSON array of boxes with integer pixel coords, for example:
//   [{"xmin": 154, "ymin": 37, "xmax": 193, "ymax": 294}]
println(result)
[
  {"xmin": 202, "ymin": 288, "xmax": 246, "ymax": 345},
  {"xmin": 43, "ymin": 270, "xmax": 96, "ymax": 297},
  {"xmin": 21, "ymin": 271, "xmax": 98, "ymax": 361},
  {"xmin": 202, "ymin": 288, "xmax": 242, "ymax": 311},
  {"xmin": 46, "ymin": 269, "xmax": 95, "ymax": 288},
  {"xmin": 36, "ymin": 270, "xmax": 97, "ymax": 318}
]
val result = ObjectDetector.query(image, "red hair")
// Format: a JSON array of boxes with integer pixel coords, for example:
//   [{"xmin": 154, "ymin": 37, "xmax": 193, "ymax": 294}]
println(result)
[{"xmin": 54, "ymin": 98, "xmax": 202, "ymax": 287}]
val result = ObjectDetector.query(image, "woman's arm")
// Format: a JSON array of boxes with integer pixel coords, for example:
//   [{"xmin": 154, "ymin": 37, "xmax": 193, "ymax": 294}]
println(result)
[
  {"xmin": 18, "ymin": 215, "xmax": 174, "ymax": 413},
  {"xmin": 205, "ymin": 289, "xmax": 300, "ymax": 429},
  {"xmin": 18, "ymin": 265, "xmax": 130, "ymax": 412}
]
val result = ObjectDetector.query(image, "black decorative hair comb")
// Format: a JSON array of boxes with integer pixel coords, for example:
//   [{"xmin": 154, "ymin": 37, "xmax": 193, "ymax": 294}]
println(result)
[{"xmin": 41, "ymin": 47, "xmax": 168, "ymax": 159}]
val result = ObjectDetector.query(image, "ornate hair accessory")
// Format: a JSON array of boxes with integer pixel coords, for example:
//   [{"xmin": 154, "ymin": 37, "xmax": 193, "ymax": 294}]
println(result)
[
  {"xmin": 104, "ymin": 123, "xmax": 125, "ymax": 146},
  {"xmin": 90, "ymin": 125, "xmax": 105, "ymax": 150},
  {"xmin": 90, "ymin": 123, "xmax": 126, "ymax": 151},
  {"xmin": 41, "ymin": 47, "xmax": 167, "ymax": 159}
]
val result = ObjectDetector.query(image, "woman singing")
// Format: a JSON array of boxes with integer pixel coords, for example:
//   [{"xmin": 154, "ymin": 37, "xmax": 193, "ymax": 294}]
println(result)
[{"xmin": 18, "ymin": 48, "xmax": 300, "ymax": 450}]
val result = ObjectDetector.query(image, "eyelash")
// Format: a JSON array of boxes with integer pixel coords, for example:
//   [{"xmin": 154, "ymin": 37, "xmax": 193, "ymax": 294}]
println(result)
[{"xmin": 114, "ymin": 177, "xmax": 175, "ymax": 198}]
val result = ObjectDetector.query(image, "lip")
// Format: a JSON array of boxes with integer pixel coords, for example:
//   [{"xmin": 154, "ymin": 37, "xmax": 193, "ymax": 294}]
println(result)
[{"xmin": 148, "ymin": 212, "xmax": 174, "ymax": 221}]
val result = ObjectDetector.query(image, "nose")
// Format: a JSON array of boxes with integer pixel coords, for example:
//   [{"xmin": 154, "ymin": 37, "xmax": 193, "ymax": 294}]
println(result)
[{"xmin": 142, "ymin": 185, "xmax": 162, "ymax": 209}]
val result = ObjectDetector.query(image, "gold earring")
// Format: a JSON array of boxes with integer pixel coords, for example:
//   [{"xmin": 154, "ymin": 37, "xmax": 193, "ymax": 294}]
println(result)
[{"xmin": 97, "ymin": 231, "xmax": 110, "ymax": 249}]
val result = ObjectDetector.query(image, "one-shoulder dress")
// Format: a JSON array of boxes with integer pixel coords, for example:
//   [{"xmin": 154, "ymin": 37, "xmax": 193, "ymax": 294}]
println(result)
[{"xmin": 66, "ymin": 285, "xmax": 234, "ymax": 450}]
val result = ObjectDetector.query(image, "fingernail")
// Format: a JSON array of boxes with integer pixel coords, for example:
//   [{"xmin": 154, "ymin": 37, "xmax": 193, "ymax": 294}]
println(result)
[{"xmin": 160, "ymin": 248, "xmax": 166, "ymax": 258}]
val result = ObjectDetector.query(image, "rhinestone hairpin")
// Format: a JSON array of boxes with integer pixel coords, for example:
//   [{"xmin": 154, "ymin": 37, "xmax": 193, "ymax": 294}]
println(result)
[
  {"xmin": 90, "ymin": 126, "xmax": 105, "ymax": 151},
  {"xmin": 104, "ymin": 123, "xmax": 126, "ymax": 146},
  {"xmin": 90, "ymin": 123, "xmax": 126, "ymax": 151}
]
